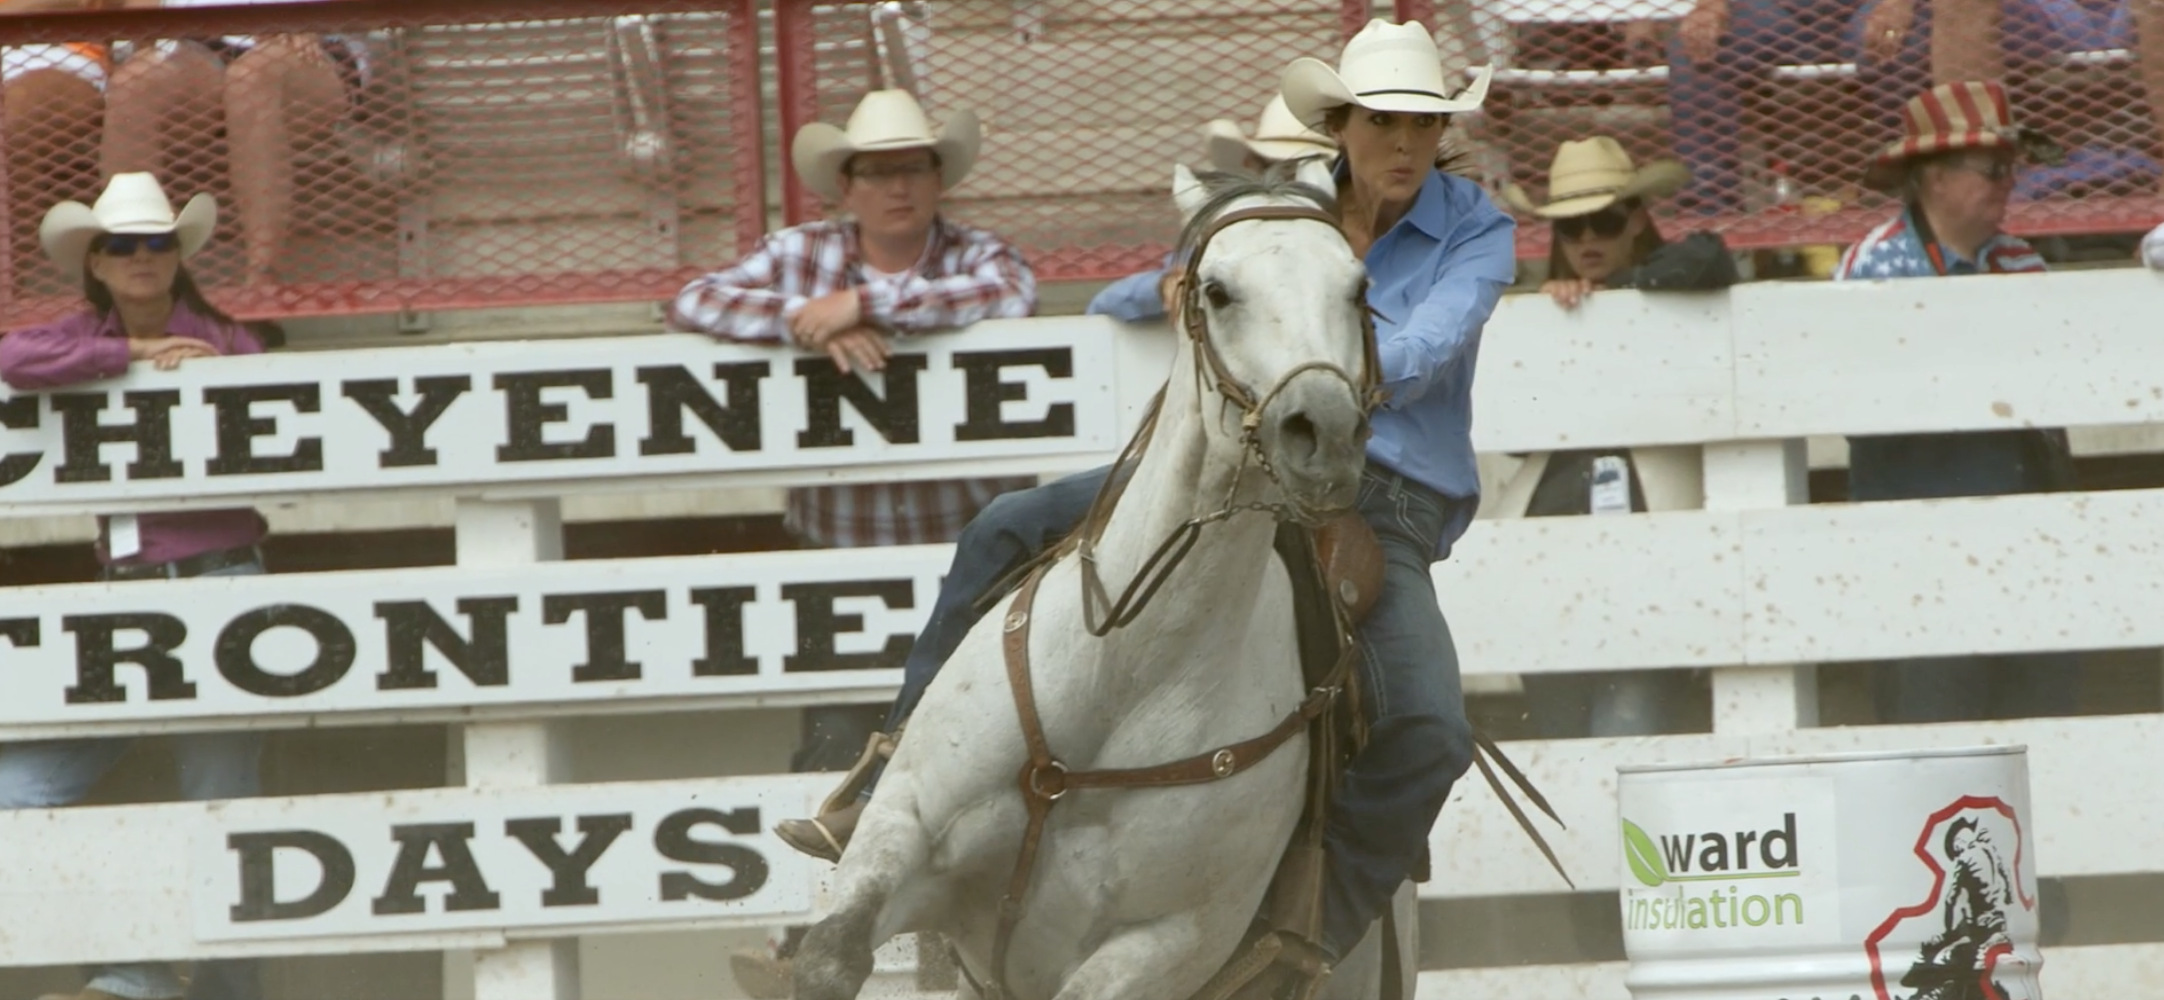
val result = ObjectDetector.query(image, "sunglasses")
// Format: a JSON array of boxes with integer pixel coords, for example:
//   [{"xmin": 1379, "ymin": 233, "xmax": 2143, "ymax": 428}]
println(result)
[
  {"xmin": 1554, "ymin": 208, "xmax": 1633, "ymax": 241},
  {"xmin": 96, "ymin": 233, "xmax": 181, "ymax": 256},
  {"xmin": 1950, "ymin": 157, "xmax": 2018, "ymax": 182}
]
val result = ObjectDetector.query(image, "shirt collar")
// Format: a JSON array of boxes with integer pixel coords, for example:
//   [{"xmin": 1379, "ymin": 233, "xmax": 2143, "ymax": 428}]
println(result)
[
  {"xmin": 845, "ymin": 215, "xmax": 949, "ymax": 275},
  {"xmin": 1902, "ymin": 205, "xmax": 2001, "ymax": 272},
  {"xmin": 1331, "ymin": 162, "xmax": 1455, "ymax": 245}
]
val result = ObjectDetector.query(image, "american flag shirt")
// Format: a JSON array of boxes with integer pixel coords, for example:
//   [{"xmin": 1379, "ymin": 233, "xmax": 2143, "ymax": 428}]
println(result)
[
  {"xmin": 1833, "ymin": 208, "xmax": 2046, "ymax": 280},
  {"xmin": 669, "ymin": 217, "xmax": 1040, "ymax": 549}
]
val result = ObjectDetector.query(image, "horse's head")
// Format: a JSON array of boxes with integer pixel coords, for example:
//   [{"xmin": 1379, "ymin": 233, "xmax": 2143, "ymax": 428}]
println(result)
[{"xmin": 1169, "ymin": 160, "xmax": 1375, "ymax": 516}]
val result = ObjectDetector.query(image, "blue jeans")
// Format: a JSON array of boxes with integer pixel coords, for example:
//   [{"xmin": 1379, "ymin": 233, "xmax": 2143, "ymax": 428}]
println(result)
[
  {"xmin": 882, "ymin": 463, "xmax": 1476, "ymax": 958},
  {"xmin": 0, "ymin": 559, "xmax": 266, "ymax": 1000}
]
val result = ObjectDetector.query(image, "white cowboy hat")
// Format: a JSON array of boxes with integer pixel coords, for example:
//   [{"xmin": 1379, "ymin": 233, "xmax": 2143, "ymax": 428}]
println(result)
[
  {"xmin": 1502, "ymin": 137, "xmax": 1689, "ymax": 218},
  {"xmin": 39, "ymin": 172, "xmax": 217, "ymax": 276},
  {"xmin": 1203, "ymin": 95, "xmax": 1337, "ymax": 174},
  {"xmin": 1281, "ymin": 19, "xmax": 1493, "ymax": 131},
  {"xmin": 790, "ymin": 88, "xmax": 981, "ymax": 203}
]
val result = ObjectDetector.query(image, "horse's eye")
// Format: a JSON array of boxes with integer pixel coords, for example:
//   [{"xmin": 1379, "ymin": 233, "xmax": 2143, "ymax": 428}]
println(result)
[{"xmin": 1203, "ymin": 280, "xmax": 1233, "ymax": 309}]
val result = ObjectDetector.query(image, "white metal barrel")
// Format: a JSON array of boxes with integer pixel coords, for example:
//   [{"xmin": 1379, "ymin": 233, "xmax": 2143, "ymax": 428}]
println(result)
[{"xmin": 1617, "ymin": 746, "xmax": 2042, "ymax": 1000}]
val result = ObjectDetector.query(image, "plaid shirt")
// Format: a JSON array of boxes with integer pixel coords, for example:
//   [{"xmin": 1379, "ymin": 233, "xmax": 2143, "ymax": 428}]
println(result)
[{"xmin": 670, "ymin": 217, "xmax": 1039, "ymax": 548}]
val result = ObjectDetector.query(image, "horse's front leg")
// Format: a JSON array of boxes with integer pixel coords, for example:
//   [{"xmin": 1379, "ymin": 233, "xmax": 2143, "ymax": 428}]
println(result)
[
  {"xmin": 793, "ymin": 784, "xmax": 940, "ymax": 1000},
  {"xmin": 1047, "ymin": 916, "xmax": 1209, "ymax": 1000}
]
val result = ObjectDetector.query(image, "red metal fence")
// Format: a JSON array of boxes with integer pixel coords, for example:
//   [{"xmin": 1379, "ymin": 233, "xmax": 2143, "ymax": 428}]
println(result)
[
  {"xmin": 3, "ymin": 0, "xmax": 2161, "ymax": 330},
  {"xmin": 774, "ymin": 0, "xmax": 1374, "ymax": 282},
  {"xmin": 1396, "ymin": 0, "xmax": 2164, "ymax": 263},
  {"xmin": 0, "ymin": 0, "xmax": 763, "ymax": 328}
]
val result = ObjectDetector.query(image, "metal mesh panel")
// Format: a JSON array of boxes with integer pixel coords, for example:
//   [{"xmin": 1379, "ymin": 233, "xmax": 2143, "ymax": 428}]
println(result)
[
  {"xmin": 0, "ymin": 0, "xmax": 763, "ymax": 327},
  {"xmin": 775, "ymin": 0, "xmax": 1372, "ymax": 282},
  {"xmin": 1400, "ymin": 0, "xmax": 2164, "ymax": 264}
]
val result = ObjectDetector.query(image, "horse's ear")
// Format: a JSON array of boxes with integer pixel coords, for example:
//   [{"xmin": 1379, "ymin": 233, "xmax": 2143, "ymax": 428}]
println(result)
[
  {"xmin": 1172, "ymin": 164, "xmax": 1210, "ymax": 221},
  {"xmin": 1294, "ymin": 155, "xmax": 1335, "ymax": 197}
]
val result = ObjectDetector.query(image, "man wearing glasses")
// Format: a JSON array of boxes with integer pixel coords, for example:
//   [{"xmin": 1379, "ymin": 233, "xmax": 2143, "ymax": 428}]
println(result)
[{"xmin": 668, "ymin": 87, "xmax": 1036, "ymax": 999}]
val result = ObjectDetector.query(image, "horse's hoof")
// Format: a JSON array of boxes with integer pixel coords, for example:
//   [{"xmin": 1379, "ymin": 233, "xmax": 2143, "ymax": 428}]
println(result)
[{"xmin": 728, "ymin": 950, "xmax": 792, "ymax": 1000}]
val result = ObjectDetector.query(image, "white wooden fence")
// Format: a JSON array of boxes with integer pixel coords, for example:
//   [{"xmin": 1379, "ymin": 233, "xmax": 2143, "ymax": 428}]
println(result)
[{"xmin": 2, "ymin": 268, "xmax": 2161, "ymax": 998}]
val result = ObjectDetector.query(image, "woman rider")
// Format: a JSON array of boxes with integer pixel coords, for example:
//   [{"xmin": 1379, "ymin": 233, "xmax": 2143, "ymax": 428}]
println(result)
[{"xmin": 777, "ymin": 18, "xmax": 1518, "ymax": 987}]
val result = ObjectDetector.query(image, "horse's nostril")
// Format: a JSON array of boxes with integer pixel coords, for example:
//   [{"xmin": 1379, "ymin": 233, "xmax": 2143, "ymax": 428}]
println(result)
[{"xmin": 1280, "ymin": 412, "xmax": 1318, "ymax": 458}]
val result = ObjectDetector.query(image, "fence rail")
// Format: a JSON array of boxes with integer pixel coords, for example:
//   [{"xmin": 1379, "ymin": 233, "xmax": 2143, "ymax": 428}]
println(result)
[{"xmin": 1, "ymin": 270, "xmax": 2162, "ymax": 996}]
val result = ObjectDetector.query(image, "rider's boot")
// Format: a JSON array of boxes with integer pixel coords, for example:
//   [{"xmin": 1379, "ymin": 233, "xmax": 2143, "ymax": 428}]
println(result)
[{"xmin": 774, "ymin": 727, "xmax": 900, "ymax": 863}]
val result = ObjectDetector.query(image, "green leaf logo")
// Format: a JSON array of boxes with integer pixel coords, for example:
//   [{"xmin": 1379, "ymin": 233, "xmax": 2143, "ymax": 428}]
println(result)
[{"xmin": 1622, "ymin": 818, "xmax": 1668, "ymax": 888}]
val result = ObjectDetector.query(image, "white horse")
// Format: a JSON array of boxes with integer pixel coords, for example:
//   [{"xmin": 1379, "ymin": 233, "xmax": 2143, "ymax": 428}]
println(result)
[{"xmin": 793, "ymin": 160, "xmax": 1413, "ymax": 1000}]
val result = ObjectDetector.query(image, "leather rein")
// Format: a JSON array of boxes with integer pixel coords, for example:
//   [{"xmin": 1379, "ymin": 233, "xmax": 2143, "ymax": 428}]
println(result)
[{"xmin": 968, "ymin": 203, "xmax": 1382, "ymax": 1000}]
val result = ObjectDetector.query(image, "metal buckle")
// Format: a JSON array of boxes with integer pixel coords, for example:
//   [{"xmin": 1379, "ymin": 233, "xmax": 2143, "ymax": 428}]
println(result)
[
  {"xmin": 1210, "ymin": 748, "xmax": 1237, "ymax": 778},
  {"xmin": 1024, "ymin": 759, "xmax": 1069, "ymax": 801}
]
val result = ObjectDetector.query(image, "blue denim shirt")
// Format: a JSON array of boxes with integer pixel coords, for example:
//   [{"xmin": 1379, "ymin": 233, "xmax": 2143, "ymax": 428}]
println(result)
[{"xmin": 1360, "ymin": 169, "xmax": 1517, "ymax": 550}]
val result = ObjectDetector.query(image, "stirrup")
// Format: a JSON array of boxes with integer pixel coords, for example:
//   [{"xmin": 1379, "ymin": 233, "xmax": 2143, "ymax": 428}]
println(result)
[
  {"xmin": 817, "ymin": 726, "xmax": 901, "ymax": 816},
  {"xmin": 1191, "ymin": 929, "xmax": 1333, "ymax": 1000}
]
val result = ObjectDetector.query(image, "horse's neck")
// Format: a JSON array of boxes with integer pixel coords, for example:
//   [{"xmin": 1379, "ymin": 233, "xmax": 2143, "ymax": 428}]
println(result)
[{"xmin": 1086, "ymin": 357, "xmax": 1279, "ymax": 652}]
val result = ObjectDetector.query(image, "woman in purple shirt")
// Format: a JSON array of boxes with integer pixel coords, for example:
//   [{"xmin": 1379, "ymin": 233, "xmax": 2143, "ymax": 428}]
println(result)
[{"xmin": 0, "ymin": 173, "xmax": 266, "ymax": 1000}]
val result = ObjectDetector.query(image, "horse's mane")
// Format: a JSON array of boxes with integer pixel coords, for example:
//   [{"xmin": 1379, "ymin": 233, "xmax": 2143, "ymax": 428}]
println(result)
[{"xmin": 1175, "ymin": 164, "xmax": 1339, "ymax": 256}]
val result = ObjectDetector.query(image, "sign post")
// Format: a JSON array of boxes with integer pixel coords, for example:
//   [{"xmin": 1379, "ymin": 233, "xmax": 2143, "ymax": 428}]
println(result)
[{"xmin": 454, "ymin": 498, "xmax": 576, "ymax": 1000}]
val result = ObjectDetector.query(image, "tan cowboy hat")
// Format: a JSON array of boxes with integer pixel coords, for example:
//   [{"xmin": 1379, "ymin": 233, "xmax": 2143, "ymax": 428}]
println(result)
[
  {"xmin": 1502, "ymin": 137, "xmax": 1689, "ymax": 218},
  {"xmin": 1203, "ymin": 95, "xmax": 1337, "ymax": 174},
  {"xmin": 39, "ymin": 172, "xmax": 216, "ymax": 277},
  {"xmin": 1280, "ymin": 19, "xmax": 1493, "ymax": 131},
  {"xmin": 790, "ymin": 88, "xmax": 981, "ymax": 203},
  {"xmin": 1862, "ymin": 80, "xmax": 2062, "ymax": 191}
]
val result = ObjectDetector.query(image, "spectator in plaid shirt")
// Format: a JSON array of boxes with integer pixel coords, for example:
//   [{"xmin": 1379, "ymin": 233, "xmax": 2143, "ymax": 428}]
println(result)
[
  {"xmin": 670, "ymin": 87, "xmax": 1038, "ymax": 554},
  {"xmin": 669, "ymin": 87, "xmax": 1036, "ymax": 1000}
]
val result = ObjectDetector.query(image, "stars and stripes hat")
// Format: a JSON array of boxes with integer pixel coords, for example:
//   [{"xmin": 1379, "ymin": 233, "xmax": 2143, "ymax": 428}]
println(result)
[{"xmin": 1863, "ymin": 81, "xmax": 2062, "ymax": 191}]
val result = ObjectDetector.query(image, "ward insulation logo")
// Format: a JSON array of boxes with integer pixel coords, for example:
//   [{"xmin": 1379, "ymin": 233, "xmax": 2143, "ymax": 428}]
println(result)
[{"xmin": 1621, "ymin": 813, "xmax": 1806, "ymax": 931}]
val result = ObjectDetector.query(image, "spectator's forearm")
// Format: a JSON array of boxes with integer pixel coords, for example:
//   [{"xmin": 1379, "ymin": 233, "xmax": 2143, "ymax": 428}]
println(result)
[{"xmin": 0, "ymin": 331, "xmax": 130, "ymax": 390}]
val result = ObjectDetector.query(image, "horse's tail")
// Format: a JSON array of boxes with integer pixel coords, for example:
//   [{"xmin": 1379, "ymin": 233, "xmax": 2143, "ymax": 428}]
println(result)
[{"xmin": 1468, "ymin": 728, "xmax": 1575, "ymax": 889}]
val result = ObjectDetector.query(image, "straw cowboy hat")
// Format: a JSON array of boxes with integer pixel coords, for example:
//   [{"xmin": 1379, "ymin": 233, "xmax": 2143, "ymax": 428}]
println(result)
[
  {"xmin": 790, "ymin": 88, "xmax": 980, "ymax": 202},
  {"xmin": 39, "ymin": 172, "xmax": 216, "ymax": 276},
  {"xmin": 1863, "ymin": 80, "xmax": 2062, "ymax": 191},
  {"xmin": 1203, "ymin": 95, "xmax": 1337, "ymax": 173},
  {"xmin": 1502, "ymin": 137, "xmax": 1689, "ymax": 218},
  {"xmin": 1280, "ymin": 18, "xmax": 1493, "ymax": 131}
]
